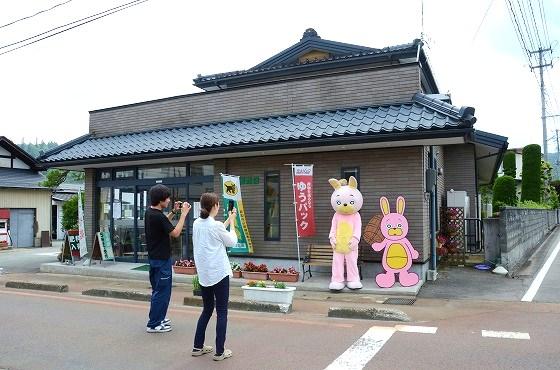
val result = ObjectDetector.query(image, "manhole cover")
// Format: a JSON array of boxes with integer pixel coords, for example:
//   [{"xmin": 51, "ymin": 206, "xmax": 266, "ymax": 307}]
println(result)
[{"xmin": 382, "ymin": 298, "xmax": 416, "ymax": 305}]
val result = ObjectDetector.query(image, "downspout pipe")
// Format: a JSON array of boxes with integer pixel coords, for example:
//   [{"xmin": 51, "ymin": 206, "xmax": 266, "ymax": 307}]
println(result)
[{"xmin": 429, "ymin": 146, "xmax": 437, "ymax": 272}]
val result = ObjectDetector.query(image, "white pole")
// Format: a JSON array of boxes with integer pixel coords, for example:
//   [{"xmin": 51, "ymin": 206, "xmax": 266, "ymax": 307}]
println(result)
[{"xmin": 290, "ymin": 164, "xmax": 302, "ymax": 275}]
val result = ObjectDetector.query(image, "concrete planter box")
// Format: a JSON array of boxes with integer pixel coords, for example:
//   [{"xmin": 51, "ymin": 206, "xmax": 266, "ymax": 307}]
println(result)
[{"xmin": 241, "ymin": 285, "xmax": 296, "ymax": 305}]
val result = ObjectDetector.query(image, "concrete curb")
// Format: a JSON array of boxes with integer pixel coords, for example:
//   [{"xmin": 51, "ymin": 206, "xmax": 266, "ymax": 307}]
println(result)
[
  {"xmin": 5, "ymin": 281, "xmax": 68, "ymax": 293},
  {"xmin": 183, "ymin": 296, "xmax": 292, "ymax": 314},
  {"xmin": 82, "ymin": 289, "xmax": 151, "ymax": 302},
  {"xmin": 328, "ymin": 307, "xmax": 410, "ymax": 322}
]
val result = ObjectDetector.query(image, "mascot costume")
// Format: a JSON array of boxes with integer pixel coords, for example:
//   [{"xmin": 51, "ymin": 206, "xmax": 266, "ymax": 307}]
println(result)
[
  {"xmin": 372, "ymin": 196, "xmax": 419, "ymax": 288},
  {"xmin": 328, "ymin": 176, "xmax": 363, "ymax": 291}
]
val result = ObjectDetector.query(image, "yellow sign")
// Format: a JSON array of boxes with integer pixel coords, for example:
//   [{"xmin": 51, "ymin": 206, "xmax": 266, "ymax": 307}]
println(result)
[{"xmin": 223, "ymin": 180, "xmax": 238, "ymax": 196}]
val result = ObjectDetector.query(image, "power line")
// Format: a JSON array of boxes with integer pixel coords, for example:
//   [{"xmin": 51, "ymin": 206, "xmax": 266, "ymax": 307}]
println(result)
[
  {"xmin": 0, "ymin": 0, "xmax": 148, "ymax": 55},
  {"xmin": 538, "ymin": 0, "xmax": 551, "ymax": 47},
  {"xmin": 472, "ymin": 0, "xmax": 495, "ymax": 42},
  {"xmin": 527, "ymin": 0, "xmax": 543, "ymax": 48},
  {"xmin": 0, "ymin": 0, "xmax": 73, "ymax": 29}
]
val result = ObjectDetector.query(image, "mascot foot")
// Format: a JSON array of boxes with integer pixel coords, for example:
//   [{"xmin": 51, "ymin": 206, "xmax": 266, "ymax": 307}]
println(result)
[
  {"xmin": 346, "ymin": 281, "xmax": 363, "ymax": 290},
  {"xmin": 398, "ymin": 271, "xmax": 419, "ymax": 287},
  {"xmin": 329, "ymin": 281, "xmax": 345, "ymax": 291},
  {"xmin": 375, "ymin": 272, "xmax": 396, "ymax": 288}
]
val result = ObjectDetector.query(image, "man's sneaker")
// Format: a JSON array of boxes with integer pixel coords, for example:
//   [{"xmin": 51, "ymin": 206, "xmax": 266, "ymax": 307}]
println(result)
[
  {"xmin": 146, "ymin": 324, "xmax": 172, "ymax": 333},
  {"xmin": 161, "ymin": 318, "xmax": 171, "ymax": 326}
]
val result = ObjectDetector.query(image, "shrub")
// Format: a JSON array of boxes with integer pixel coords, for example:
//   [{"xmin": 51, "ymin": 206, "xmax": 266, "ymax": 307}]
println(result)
[
  {"xmin": 521, "ymin": 144, "xmax": 542, "ymax": 202},
  {"xmin": 273, "ymin": 281, "xmax": 287, "ymax": 289},
  {"xmin": 62, "ymin": 194, "xmax": 85, "ymax": 231},
  {"xmin": 493, "ymin": 176, "xmax": 517, "ymax": 209},
  {"xmin": 503, "ymin": 151, "xmax": 516, "ymax": 178},
  {"xmin": 192, "ymin": 275, "xmax": 201, "ymax": 291},
  {"xmin": 517, "ymin": 200, "xmax": 550, "ymax": 209}
]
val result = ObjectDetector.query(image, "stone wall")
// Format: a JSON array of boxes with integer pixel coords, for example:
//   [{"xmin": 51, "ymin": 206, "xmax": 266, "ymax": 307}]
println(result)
[{"xmin": 484, "ymin": 208, "xmax": 559, "ymax": 275}]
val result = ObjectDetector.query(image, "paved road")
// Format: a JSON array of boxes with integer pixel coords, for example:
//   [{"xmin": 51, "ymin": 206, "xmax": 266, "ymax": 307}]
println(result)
[
  {"xmin": 0, "ymin": 246, "xmax": 59, "ymax": 273},
  {"xmin": 1, "ymin": 287, "xmax": 560, "ymax": 370}
]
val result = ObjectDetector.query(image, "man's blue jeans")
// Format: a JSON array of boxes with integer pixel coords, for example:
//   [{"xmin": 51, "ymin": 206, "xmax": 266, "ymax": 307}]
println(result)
[{"xmin": 147, "ymin": 258, "xmax": 172, "ymax": 328}]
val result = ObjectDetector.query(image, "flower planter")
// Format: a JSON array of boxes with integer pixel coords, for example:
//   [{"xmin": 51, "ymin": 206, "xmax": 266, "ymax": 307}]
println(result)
[
  {"xmin": 241, "ymin": 285, "xmax": 296, "ymax": 305},
  {"xmin": 232, "ymin": 270, "xmax": 242, "ymax": 278},
  {"xmin": 241, "ymin": 271, "xmax": 268, "ymax": 280},
  {"xmin": 267, "ymin": 272, "xmax": 299, "ymax": 283},
  {"xmin": 242, "ymin": 271, "xmax": 268, "ymax": 280},
  {"xmin": 173, "ymin": 266, "xmax": 197, "ymax": 275}
]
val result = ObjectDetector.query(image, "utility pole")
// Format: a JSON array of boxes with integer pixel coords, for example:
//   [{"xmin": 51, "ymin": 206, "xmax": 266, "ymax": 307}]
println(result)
[
  {"xmin": 556, "ymin": 129, "xmax": 560, "ymax": 165},
  {"xmin": 530, "ymin": 47, "xmax": 553, "ymax": 161}
]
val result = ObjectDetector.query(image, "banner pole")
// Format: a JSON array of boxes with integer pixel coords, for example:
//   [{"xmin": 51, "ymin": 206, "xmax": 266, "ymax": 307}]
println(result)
[{"xmin": 290, "ymin": 164, "xmax": 302, "ymax": 275}]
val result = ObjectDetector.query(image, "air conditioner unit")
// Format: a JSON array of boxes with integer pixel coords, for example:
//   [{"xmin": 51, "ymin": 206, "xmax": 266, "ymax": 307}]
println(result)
[{"xmin": 447, "ymin": 190, "xmax": 469, "ymax": 217}]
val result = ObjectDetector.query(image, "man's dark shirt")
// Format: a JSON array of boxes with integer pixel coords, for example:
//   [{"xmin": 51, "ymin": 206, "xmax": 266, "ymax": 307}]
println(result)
[{"xmin": 145, "ymin": 208, "xmax": 174, "ymax": 260}]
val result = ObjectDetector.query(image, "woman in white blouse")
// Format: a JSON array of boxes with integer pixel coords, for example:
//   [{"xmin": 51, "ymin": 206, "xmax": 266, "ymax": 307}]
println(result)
[{"xmin": 191, "ymin": 192, "xmax": 237, "ymax": 361}]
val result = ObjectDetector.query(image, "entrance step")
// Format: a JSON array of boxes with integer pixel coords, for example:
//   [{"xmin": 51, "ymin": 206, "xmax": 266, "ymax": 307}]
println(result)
[{"xmin": 464, "ymin": 253, "xmax": 485, "ymax": 265}]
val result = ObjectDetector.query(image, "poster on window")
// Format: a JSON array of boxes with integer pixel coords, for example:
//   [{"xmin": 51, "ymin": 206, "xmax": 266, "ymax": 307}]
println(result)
[
  {"xmin": 293, "ymin": 165, "xmax": 316, "ymax": 237},
  {"xmin": 221, "ymin": 174, "xmax": 254, "ymax": 254}
]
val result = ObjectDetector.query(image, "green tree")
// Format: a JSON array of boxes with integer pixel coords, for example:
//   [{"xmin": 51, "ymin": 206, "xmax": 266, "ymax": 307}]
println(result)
[
  {"xmin": 40, "ymin": 169, "xmax": 84, "ymax": 188},
  {"xmin": 521, "ymin": 144, "xmax": 542, "ymax": 202},
  {"xmin": 493, "ymin": 175, "xmax": 517, "ymax": 210},
  {"xmin": 503, "ymin": 151, "xmax": 516, "ymax": 178},
  {"xmin": 61, "ymin": 194, "xmax": 85, "ymax": 231}
]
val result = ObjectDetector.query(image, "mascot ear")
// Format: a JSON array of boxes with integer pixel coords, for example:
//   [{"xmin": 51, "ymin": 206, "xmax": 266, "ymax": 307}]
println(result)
[
  {"xmin": 380, "ymin": 197, "xmax": 390, "ymax": 215},
  {"xmin": 329, "ymin": 178, "xmax": 341, "ymax": 190},
  {"xmin": 348, "ymin": 176, "xmax": 358, "ymax": 189},
  {"xmin": 396, "ymin": 196, "xmax": 406, "ymax": 215}
]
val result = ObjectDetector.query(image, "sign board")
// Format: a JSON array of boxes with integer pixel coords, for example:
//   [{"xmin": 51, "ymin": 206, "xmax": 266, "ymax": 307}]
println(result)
[
  {"xmin": 221, "ymin": 174, "xmax": 253, "ymax": 254},
  {"xmin": 89, "ymin": 231, "xmax": 116, "ymax": 265}
]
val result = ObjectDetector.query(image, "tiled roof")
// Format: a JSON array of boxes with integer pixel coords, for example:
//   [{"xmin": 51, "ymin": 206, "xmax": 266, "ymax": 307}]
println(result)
[
  {"xmin": 0, "ymin": 168, "xmax": 46, "ymax": 189},
  {"xmin": 39, "ymin": 93, "xmax": 476, "ymax": 164},
  {"xmin": 194, "ymin": 40, "xmax": 417, "ymax": 85}
]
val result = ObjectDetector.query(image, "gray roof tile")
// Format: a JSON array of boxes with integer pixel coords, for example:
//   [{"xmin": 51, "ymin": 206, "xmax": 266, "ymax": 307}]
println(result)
[
  {"xmin": 40, "ymin": 93, "xmax": 476, "ymax": 164},
  {"xmin": 0, "ymin": 168, "xmax": 46, "ymax": 189}
]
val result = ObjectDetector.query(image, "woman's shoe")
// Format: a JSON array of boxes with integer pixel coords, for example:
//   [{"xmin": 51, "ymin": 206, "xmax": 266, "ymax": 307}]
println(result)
[
  {"xmin": 213, "ymin": 349, "xmax": 233, "ymax": 361},
  {"xmin": 191, "ymin": 345, "xmax": 213, "ymax": 357}
]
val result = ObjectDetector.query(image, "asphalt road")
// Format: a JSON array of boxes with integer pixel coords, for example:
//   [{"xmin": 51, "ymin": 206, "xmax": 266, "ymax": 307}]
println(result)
[{"xmin": 1, "ymin": 288, "xmax": 560, "ymax": 370}]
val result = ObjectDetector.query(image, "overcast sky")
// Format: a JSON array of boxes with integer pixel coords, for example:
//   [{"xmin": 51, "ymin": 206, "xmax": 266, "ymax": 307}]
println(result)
[{"xmin": 0, "ymin": 0, "xmax": 559, "ymax": 151}]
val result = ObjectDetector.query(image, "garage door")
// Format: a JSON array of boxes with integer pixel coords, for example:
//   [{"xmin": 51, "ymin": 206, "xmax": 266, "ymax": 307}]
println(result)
[{"xmin": 10, "ymin": 209, "xmax": 35, "ymax": 247}]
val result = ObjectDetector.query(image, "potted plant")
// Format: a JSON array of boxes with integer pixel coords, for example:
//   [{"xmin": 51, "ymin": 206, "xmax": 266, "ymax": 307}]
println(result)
[
  {"xmin": 241, "ymin": 262, "xmax": 268, "ymax": 280},
  {"xmin": 231, "ymin": 261, "xmax": 242, "ymax": 278},
  {"xmin": 192, "ymin": 275, "xmax": 202, "ymax": 296},
  {"xmin": 241, "ymin": 280, "xmax": 296, "ymax": 305},
  {"xmin": 173, "ymin": 259, "xmax": 197, "ymax": 275},
  {"xmin": 268, "ymin": 266, "xmax": 299, "ymax": 282}
]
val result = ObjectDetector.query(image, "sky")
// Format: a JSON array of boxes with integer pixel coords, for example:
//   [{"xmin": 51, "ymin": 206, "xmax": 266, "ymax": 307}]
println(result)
[{"xmin": 0, "ymin": 0, "xmax": 559, "ymax": 151}]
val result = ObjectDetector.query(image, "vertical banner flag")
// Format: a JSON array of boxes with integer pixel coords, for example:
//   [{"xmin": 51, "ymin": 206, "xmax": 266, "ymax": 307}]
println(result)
[
  {"xmin": 293, "ymin": 165, "xmax": 316, "ymax": 237},
  {"xmin": 77, "ymin": 190, "xmax": 88, "ymax": 258},
  {"xmin": 221, "ymin": 174, "xmax": 254, "ymax": 254}
]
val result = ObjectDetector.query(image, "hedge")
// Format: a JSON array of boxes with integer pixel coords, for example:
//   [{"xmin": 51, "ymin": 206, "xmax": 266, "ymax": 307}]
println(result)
[{"xmin": 521, "ymin": 144, "xmax": 542, "ymax": 202}]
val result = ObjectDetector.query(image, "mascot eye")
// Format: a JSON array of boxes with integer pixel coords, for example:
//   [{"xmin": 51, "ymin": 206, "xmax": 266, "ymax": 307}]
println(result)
[
  {"xmin": 386, "ymin": 224, "xmax": 392, "ymax": 229},
  {"xmin": 336, "ymin": 201, "xmax": 341, "ymax": 205},
  {"xmin": 397, "ymin": 223, "xmax": 402, "ymax": 228},
  {"xmin": 350, "ymin": 201, "xmax": 355, "ymax": 205}
]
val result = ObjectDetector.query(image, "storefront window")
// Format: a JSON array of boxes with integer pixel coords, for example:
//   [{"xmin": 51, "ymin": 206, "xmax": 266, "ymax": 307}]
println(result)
[
  {"xmin": 265, "ymin": 172, "xmax": 280, "ymax": 240},
  {"xmin": 189, "ymin": 182, "xmax": 214, "ymax": 199},
  {"xmin": 100, "ymin": 170, "xmax": 112, "ymax": 180},
  {"xmin": 113, "ymin": 188, "xmax": 135, "ymax": 258},
  {"xmin": 190, "ymin": 163, "xmax": 214, "ymax": 176},
  {"xmin": 98, "ymin": 188, "xmax": 111, "ymax": 232},
  {"xmin": 138, "ymin": 165, "xmax": 187, "ymax": 179},
  {"xmin": 341, "ymin": 167, "xmax": 360, "ymax": 187},
  {"xmin": 115, "ymin": 169, "xmax": 135, "ymax": 179}
]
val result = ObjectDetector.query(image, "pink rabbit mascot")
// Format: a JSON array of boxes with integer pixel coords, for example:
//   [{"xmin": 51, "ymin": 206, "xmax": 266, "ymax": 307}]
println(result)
[
  {"xmin": 328, "ymin": 176, "xmax": 363, "ymax": 291},
  {"xmin": 372, "ymin": 196, "xmax": 419, "ymax": 288}
]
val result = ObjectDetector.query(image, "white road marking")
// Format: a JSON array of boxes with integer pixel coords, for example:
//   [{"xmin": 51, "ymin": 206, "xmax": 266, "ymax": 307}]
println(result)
[
  {"xmin": 522, "ymin": 237, "xmax": 560, "ymax": 302},
  {"xmin": 35, "ymin": 252, "xmax": 59, "ymax": 256},
  {"xmin": 395, "ymin": 325, "xmax": 438, "ymax": 334},
  {"xmin": 481, "ymin": 330, "xmax": 530, "ymax": 340},
  {"xmin": 325, "ymin": 326, "xmax": 396, "ymax": 370}
]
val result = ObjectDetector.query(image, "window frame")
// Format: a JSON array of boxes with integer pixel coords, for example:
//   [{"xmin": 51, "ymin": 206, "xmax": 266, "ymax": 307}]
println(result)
[
  {"xmin": 341, "ymin": 167, "xmax": 360, "ymax": 187},
  {"xmin": 264, "ymin": 171, "xmax": 281, "ymax": 241}
]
